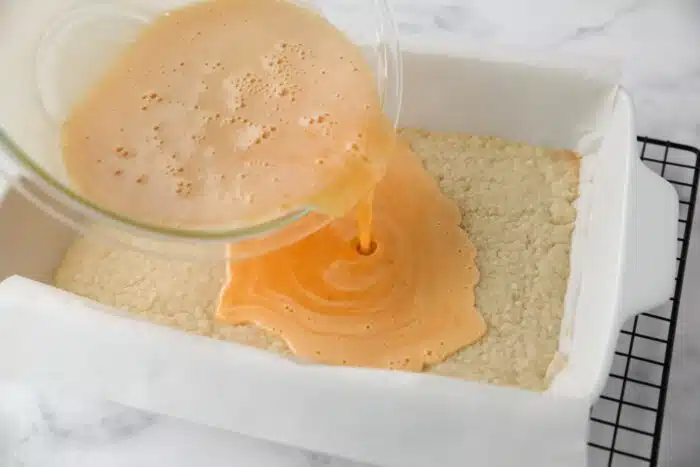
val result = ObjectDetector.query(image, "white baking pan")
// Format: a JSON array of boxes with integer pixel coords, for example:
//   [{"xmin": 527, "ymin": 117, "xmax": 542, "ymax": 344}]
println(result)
[{"xmin": 0, "ymin": 44, "xmax": 679, "ymax": 467}]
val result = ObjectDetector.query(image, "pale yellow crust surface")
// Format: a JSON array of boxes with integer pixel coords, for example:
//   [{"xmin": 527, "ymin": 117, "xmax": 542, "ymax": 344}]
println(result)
[{"xmin": 54, "ymin": 129, "xmax": 580, "ymax": 391}]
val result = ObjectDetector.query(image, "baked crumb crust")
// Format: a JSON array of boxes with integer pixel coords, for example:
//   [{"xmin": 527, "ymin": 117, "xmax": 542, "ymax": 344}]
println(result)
[{"xmin": 55, "ymin": 129, "xmax": 580, "ymax": 391}]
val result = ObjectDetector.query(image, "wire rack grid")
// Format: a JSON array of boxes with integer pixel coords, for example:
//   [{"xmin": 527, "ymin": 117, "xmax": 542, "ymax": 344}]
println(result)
[{"xmin": 587, "ymin": 137, "xmax": 700, "ymax": 467}]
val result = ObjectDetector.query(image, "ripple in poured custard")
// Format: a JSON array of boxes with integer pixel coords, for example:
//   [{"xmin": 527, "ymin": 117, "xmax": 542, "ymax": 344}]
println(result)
[
  {"xmin": 217, "ymin": 143, "xmax": 487, "ymax": 371},
  {"xmin": 61, "ymin": 0, "xmax": 392, "ymax": 230}
]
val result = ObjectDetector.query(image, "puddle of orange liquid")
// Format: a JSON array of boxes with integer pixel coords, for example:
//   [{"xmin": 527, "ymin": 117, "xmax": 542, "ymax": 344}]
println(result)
[{"xmin": 217, "ymin": 142, "xmax": 486, "ymax": 371}]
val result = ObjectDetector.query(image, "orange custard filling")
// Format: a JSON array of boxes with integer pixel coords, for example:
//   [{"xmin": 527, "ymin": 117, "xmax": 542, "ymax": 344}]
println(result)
[
  {"xmin": 61, "ymin": 0, "xmax": 390, "ymax": 230},
  {"xmin": 217, "ymin": 142, "xmax": 486, "ymax": 370}
]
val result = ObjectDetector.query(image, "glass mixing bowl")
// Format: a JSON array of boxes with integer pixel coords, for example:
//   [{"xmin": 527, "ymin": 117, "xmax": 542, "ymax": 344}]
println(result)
[{"xmin": 0, "ymin": 0, "xmax": 402, "ymax": 261}]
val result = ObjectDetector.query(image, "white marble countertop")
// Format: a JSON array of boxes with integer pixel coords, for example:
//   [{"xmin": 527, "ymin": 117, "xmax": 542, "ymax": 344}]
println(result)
[{"xmin": 2, "ymin": 0, "xmax": 699, "ymax": 466}]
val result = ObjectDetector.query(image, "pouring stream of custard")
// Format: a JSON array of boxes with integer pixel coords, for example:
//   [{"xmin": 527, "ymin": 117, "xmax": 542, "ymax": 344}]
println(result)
[{"xmin": 62, "ymin": 0, "xmax": 486, "ymax": 370}]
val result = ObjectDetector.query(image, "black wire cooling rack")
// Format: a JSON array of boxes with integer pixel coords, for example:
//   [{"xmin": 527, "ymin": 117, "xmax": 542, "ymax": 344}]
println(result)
[{"xmin": 587, "ymin": 137, "xmax": 700, "ymax": 467}]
